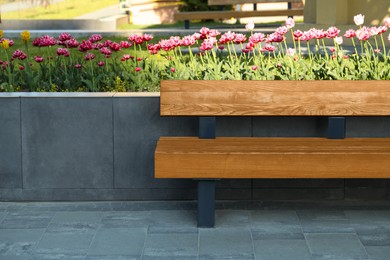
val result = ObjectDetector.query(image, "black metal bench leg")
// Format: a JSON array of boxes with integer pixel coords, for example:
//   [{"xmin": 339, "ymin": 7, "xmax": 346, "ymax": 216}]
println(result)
[
  {"xmin": 197, "ymin": 180, "xmax": 215, "ymax": 228},
  {"xmin": 288, "ymin": 2, "xmax": 293, "ymax": 18},
  {"xmin": 184, "ymin": 20, "xmax": 190, "ymax": 29}
]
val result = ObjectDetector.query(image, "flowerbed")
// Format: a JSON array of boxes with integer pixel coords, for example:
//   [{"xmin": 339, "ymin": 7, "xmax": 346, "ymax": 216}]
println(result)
[{"xmin": 0, "ymin": 14, "xmax": 389, "ymax": 92}]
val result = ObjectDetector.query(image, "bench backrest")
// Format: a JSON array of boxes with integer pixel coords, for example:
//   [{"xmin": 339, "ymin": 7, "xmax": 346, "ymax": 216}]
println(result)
[
  {"xmin": 160, "ymin": 80, "xmax": 390, "ymax": 116},
  {"xmin": 208, "ymin": 0, "xmax": 301, "ymax": 6}
]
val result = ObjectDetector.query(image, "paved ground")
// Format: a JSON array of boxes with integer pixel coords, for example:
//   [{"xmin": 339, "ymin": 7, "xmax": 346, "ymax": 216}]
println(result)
[{"xmin": 1, "ymin": 200, "xmax": 390, "ymax": 259}]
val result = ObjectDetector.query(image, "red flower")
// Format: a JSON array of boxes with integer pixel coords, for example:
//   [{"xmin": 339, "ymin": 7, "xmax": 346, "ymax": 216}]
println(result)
[
  {"xmin": 58, "ymin": 32, "xmax": 72, "ymax": 42},
  {"xmin": 135, "ymin": 67, "xmax": 142, "ymax": 72},
  {"xmin": 79, "ymin": 40, "xmax": 93, "ymax": 52},
  {"xmin": 109, "ymin": 42, "xmax": 121, "ymax": 52},
  {"xmin": 120, "ymin": 41, "xmax": 132, "ymax": 48},
  {"xmin": 75, "ymin": 64, "xmax": 82, "ymax": 69},
  {"xmin": 34, "ymin": 56, "xmax": 44, "ymax": 63},
  {"xmin": 12, "ymin": 49, "xmax": 27, "ymax": 60},
  {"xmin": 97, "ymin": 61, "xmax": 105, "ymax": 67},
  {"xmin": 89, "ymin": 34, "xmax": 103, "ymax": 43},
  {"xmin": 84, "ymin": 53, "xmax": 95, "ymax": 61}
]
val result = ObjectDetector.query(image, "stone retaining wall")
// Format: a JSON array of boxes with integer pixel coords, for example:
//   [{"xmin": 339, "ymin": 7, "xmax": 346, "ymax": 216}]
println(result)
[{"xmin": 0, "ymin": 93, "xmax": 389, "ymax": 201}]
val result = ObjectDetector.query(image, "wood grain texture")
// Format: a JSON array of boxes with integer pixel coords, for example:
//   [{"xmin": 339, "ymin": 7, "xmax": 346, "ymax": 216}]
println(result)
[
  {"xmin": 174, "ymin": 9, "xmax": 303, "ymax": 20},
  {"xmin": 160, "ymin": 80, "xmax": 390, "ymax": 116},
  {"xmin": 208, "ymin": 0, "xmax": 301, "ymax": 5},
  {"xmin": 155, "ymin": 137, "xmax": 390, "ymax": 179}
]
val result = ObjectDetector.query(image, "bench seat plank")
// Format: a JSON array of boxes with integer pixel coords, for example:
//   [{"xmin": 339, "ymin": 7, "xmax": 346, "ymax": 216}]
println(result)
[
  {"xmin": 174, "ymin": 9, "xmax": 303, "ymax": 21},
  {"xmin": 155, "ymin": 137, "xmax": 390, "ymax": 179},
  {"xmin": 160, "ymin": 80, "xmax": 390, "ymax": 116},
  {"xmin": 208, "ymin": 0, "xmax": 302, "ymax": 5}
]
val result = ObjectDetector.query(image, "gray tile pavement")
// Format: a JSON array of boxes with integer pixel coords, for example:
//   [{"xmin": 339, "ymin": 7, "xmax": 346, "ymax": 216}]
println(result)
[{"xmin": 0, "ymin": 201, "xmax": 390, "ymax": 259}]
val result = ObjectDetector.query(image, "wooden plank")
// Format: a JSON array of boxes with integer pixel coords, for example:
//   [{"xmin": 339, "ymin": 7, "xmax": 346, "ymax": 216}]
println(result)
[
  {"xmin": 160, "ymin": 80, "xmax": 390, "ymax": 116},
  {"xmin": 174, "ymin": 9, "xmax": 303, "ymax": 20},
  {"xmin": 208, "ymin": 0, "xmax": 301, "ymax": 6},
  {"xmin": 155, "ymin": 137, "xmax": 390, "ymax": 179}
]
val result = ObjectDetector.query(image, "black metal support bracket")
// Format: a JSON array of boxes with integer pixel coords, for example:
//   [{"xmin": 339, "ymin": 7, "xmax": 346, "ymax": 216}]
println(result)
[
  {"xmin": 197, "ymin": 180, "xmax": 216, "ymax": 228},
  {"xmin": 327, "ymin": 117, "xmax": 346, "ymax": 139}
]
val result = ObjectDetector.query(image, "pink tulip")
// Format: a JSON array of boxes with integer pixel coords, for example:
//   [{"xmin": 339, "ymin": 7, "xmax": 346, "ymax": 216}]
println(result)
[
  {"xmin": 171, "ymin": 67, "xmax": 176, "ymax": 73},
  {"xmin": 34, "ymin": 56, "xmax": 44, "ymax": 63},
  {"xmin": 135, "ymin": 67, "xmax": 142, "ymax": 72},
  {"xmin": 251, "ymin": 65, "xmax": 258, "ymax": 70},
  {"xmin": 209, "ymin": 30, "xmax": 221, "ymax": 37},
  {"xmin": 84, "ymin": 53, "xmax": 95, "ymax": 61},
  {"xmin": 335, "ymin": 36, "xmax": 343, "ymax": 45},
  {"xmin": 100, "ymin": 47, "xmax": 112, "ymax": 56},
  {"xmin": 286, "ymin": 48, "xmax": 295, "ymax": 56},
  {"xmin": 344, "ymin": 29, "xmax": 356, "ymax": 38},
  {"xmin": 264, "ymin": 44, "xmax": 276, "ymax": 52},
  {"xmin": 142, "ymin": 34, "xmax": 153, "ymax": 41},
  {"xmin": 245, "ymin": 21, "xmax": 255, "ymax": 31},
  {"xmin": 219, "ymin": 31, "xmax": 236, "ymax": 44},
  {"xmin": 285, "ymin": 17, "xmax": 295, "ymax": 29},
  {"xmin": 249, "ymin": 33, "xmax": 265, "ymax": 44},
  {"xmin": 120, "ymin": 41, "xmax": 132, "ymax": 48},
  {"xmin": 356, "ymin": 27, "xmax": 371, "ymax": 41},
  {"xmin": 97, "ymin": 61, "xmax": 105, "ymax": 67},
  {"xmin": 326, "ymin": 27, "xmax": 340, "ymax": 38},
  {"xmin": 275, "ymin": 26, "xmax": 288, "ymax": 36},
  {"xmin": 354, "ymin": 14, "xmax": 365, "ymax": 26},
  {"xmin": 58, "ymin": 32, "xmax": 72, "ymax": 42},
  {"xmin": 181, "ymin": 35, "xmax": 196, "ymax": 46},
  {"xmin": 384, "ymin": 17, "xmax": 390, "ymax": 28},
  {"xmin": 234, "ymin": 34, "xmax": 247, "ymax": 44},
  {"xmin": 89, "ymin": 34, "xmax": 102, "ymax": 43},
  {"xmin": 75, "ymin": 64, "xmax": 82, "ymax": 69}
]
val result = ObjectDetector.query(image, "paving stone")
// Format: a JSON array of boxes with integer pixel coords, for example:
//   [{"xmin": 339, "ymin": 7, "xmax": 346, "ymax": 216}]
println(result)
[
  {"xmin": 0, "ymin": 212, "xmax": 55, "ymax": 229},
  {"xmin": 51, "ymin": 211, "xmax": 104, "ymax": 224},
  {"xmin": 365, "ymin": 246, "xmax": 390, "ymax": 260},
  {"xmin": 0, "ymin": 229, "xmax": 45, "ymax": 256},
  {"xmin": 88, "ymin": 227, "xmax": 147, "ymax": 257},
  {"xmin": 251, "ymin": 210, "xmax": 302, "ymax": 235},
  {"xmin": 143, "ymin": 232, "xmax": 198, "ymax": 258},
  {"xmin": 147, "ymin": 226, "xmax": 198, "ymax": 234},
  {"xmin": 199, "ymin": 228, "xmax": 254, "ymax": 259},
  {"xmin": 148, "ymin": 210, "xmax": 197, "ymax": 227},
  {"xmin": 305, "ymin": 233, "xmax": 369, "ymax": 259},
  {"xmin": 297, "ymin": 210, "xmax": 354, "ymax": 233},
  {"xmin": 253, "ymin": 239, "xmax": 312, "ymax": 260},
  {"xmin": 101, "ymin": 211, "xmax": 153, "ymax": 228},
  {"xmin": 358, "ymin": 233, "xmax": 390, "ymax": 246},
  {"xmin": 215, "ymin": 210, "xmax": 251, "ymax": 228},
  {"xmin": 34, "ymin": 233, "xmax": 93, "ymax": 255}
]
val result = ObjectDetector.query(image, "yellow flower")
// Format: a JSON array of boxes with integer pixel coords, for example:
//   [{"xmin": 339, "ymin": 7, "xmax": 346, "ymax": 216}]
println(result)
[
  {"xmin": 0, "ymin": 30, "xmax": 3, "ymax": 39},
  {"xmin": 1, "ymin": 39, "xmax": 10, "ymax": 50},
  {"xmin": 21, "ymin": 30, "xmax": 30, "ymax": 43}
]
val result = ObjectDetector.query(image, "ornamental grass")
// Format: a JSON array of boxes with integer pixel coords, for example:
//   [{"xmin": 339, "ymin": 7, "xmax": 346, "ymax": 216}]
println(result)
[{"xmin": 0, "ymin": 14, "xmax": 389, "ymax": 92}]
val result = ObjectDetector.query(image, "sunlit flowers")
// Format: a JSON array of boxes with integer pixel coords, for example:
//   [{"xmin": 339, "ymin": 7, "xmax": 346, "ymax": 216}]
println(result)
[
  {"xmin": 354, "ymin": 14, "xmax": 365, "ymax": 26},
  {"xmin": 21, "ymin": 31, "xmax": 30, "ymax": 43},
  {"xmin": 0, "ymin": 39, "xmax": 10, "ymax": 50}
]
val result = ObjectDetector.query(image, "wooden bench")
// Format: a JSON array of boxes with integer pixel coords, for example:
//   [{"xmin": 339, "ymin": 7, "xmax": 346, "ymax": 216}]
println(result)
[
  {"xmin": 155, "ymin": 80, "xmax": 390, "ymax": 227},
  {"xmin": 175, "ymin": 0, "xmax": 304, "ymax": 29}
]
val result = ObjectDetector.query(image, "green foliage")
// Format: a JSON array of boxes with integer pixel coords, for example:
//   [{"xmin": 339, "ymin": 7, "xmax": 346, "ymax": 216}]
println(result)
[
  {"xmin": 0, "ymin": 24, "xmax": 389, "ymax": 93},
  {"xmin": 179, "ymin": 0, "xmax": 232, "ymax": 12}
]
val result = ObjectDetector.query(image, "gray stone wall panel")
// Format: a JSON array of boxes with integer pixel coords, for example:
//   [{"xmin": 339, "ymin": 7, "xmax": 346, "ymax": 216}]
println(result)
[
  {"xmin": 0, "ymin": 98, "xmax": 22, "ymax": 188},
  {"xmin": 113, "ymin": 96, "xmax": 197, "ymax": 190},
  {"xmin": 21, "ymin": 97, "xmax": 114, "ymax": 189}
]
